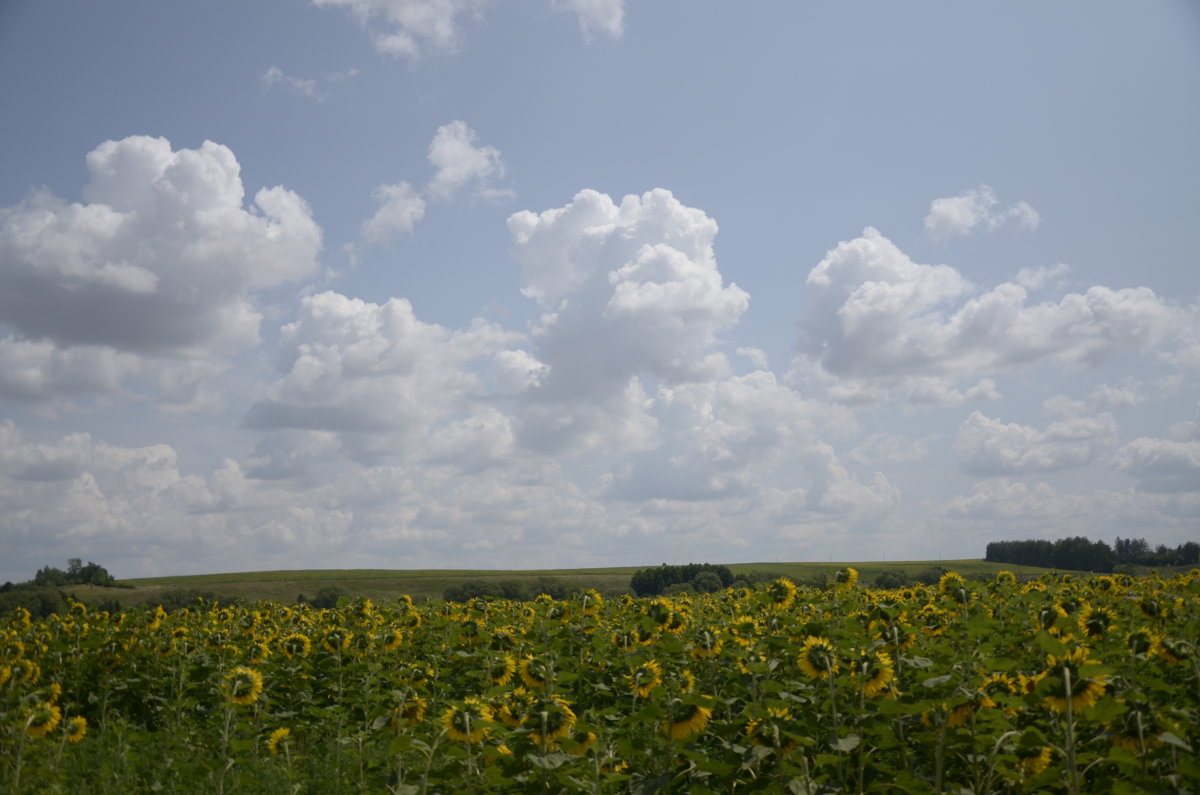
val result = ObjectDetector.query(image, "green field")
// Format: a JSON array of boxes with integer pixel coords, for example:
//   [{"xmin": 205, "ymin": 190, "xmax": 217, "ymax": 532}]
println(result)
[{"xmin": 63, "ymin": 559, "xmax": 1055, "ymax": 607}]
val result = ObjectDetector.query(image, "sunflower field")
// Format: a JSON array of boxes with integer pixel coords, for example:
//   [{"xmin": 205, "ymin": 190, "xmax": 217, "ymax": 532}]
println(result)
[{"xmin": 2, "ymin": 569, "xmax": 1197, "ymax": 793}]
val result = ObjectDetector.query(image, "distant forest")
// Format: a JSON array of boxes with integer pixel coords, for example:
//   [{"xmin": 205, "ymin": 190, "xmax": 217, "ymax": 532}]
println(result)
[{"xmin": 985, "ymin": 535, "xmax": 1200, "ymax": 572}]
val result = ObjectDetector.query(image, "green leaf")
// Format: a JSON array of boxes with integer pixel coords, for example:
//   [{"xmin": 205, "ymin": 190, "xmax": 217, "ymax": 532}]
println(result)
[
  {"xmin": 922, "ymin": 674, "xmax": 952, "ymax": 689},
  {"xmin": 831, "ymin": 734, "xmax": 861, "ymax": 752},
  {"xmin": 1157, "ymin": 731, "xmax": 1193, "ymax": 752},
  {"xmin": 527, "ymin": 751, "xmax": 571, "ymax": 769},
  {"xmin": 1035, "ymin": 632, "xmax": 1066, "ymax": 655}
]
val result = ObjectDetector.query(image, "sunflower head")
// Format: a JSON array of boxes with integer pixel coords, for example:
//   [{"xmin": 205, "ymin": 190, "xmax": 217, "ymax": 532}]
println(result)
[
  {"xmin": 663, "ymin": 698, "xmax": 713, "ymax": 740},
  {"xmin": 279, "ymin": 632, "xmax": 311, "ymax": 659},
  {"xmin": 266, "ymin": 726, "xmax": 291, "ymax": 755},
  {"xmin": 63, "ymin": 715, "xmax": 87, "ymax": 743},
  {"xmin": 390, "ymin": 696, "xmax": 428, "ymax": 728},
  {"xmin": 766, "ymin": 578, "xmax": 798, "ymax": 609},
  {"xmin": 24, "ymin": 703, "xmax": 62, "ymax": 738},
  {"xmin": 1041, "ymin": 646, "xmax": 1106, "ymax": 712},
  {"xmin": 441, "ymin": 697, "xmax": 492, "ymax": 743},
  {"xmin": 529, "ymin": 695, "xmax": 577, "ymax": 746},
  {"xmin": 834, "ymin": 567, "xmax": 859, "ymax": 588},
  {"xmin": 1078, "ymin": 604, "xmax": 1117, "ymax": 639},
  {"xmin": 627, "ymin": 660, "xmax": 663, "ymax": 698},
  {"xmin": 225, "ymin": 666, "xmax": 264, "ymax": 706},
  {"xmin": 798, "ymin": 636, "xmax": 838, "ymax": 680},
  {"xmin": 519, "ymin": 655, "xmax": 553, "ymax": 690},
  {"xmin": 745, "ymin": 706, "xmax": 795, "ymax": 751},
  {"xmin": 487, "ymin": 654, "xmax": 517, "ymax": 686},
  {"xmin": 850, "ymin": 648, "xmax": 895, "ymax": 698}
]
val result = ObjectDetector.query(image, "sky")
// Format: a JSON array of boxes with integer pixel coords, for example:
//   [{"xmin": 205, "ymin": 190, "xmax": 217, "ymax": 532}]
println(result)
[{"xmin": 1, "ymin": 1, "xmax": 1199, "ymax": 582}]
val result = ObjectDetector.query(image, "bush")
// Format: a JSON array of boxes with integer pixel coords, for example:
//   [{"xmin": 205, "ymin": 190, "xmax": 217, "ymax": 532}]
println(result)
[
  {"xmin": 0, "ymin": 584, "xmax": 67, "ymax": 618},
  {"xmin": 912, "ymin": 566, "xmax": 948, "ymax": 585},
  {"xmin": 691, "ymin": 572, "xmax": 725, "ymax": 593},
  {"xmin": 873, "ymin": 571, "xmax": 910, "ymax": 589},
  {"xmin": 301, "ymin": 585, "xmax": 349, "ymax": 609}
]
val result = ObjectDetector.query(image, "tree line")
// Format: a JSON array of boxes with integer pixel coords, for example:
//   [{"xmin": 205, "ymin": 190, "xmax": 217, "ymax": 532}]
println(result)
[{"xmin": 984, "ymin": 536, "xmax": 1199, "ymax": 572}]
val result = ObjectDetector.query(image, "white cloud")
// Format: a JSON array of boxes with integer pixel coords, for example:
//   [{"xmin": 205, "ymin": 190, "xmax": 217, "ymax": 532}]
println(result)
[
  {"xmin": 261, "ymin": 66, "xmax": 325, "ymax": 100},
  {"xmin": 426, "ymin": 120, "xmax": 508, "ymax": 202},
  {"xmin": 507, "ymin": 188, "xmax": 748, "ymax": 453},
  {"xmin": 923, "ymin": 184, "xmax": 1040, "ymax": 242},
  {"xmin": 553, "ymin": 0, "xmax": 624, "ymax": 39},
  {"xmin": 929, "ymin": 478, "xmax": 1200, "ymax": 548},
  {"xmin": 361, "ymin": 181, "xmax": 426, "ymax": 243},
  {"xmin": 1014, "ymin": 262, "xmax": 1070, "ymax": 291},
  {"xmin": 0, "ymin": 136, "xmax": 322, "ymax": 404},
  {"xmin": 954, "ymin": 410, "xmax": 1118, "ymax": 475},
  {"xmin": 799, "ymin": 227, "xmax": 1189, "ymax": 396},
  {"xmin": 244, "ymin": 290, "xmax": 520, "ymax": 452},
  {"xmin": 1113, "ymin": 437, "xmax": 1200, "ymax": 494},
  {"xmin": 311, "ymin": 0, "xmax": 489, "ymax": 60},
  {"xmin": 849, "ymin": 432, "xmax": 939, "ymax": 466}
]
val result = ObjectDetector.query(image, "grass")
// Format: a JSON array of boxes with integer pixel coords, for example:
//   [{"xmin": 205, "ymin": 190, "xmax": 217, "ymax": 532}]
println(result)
[{"xmin": 60, "ymin": 558, "xmax": 1058, "ymax": 608}]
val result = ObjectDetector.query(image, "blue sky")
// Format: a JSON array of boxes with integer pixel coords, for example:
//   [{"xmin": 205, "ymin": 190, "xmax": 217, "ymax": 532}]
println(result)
[{"xmin": 1, "ymin": 1, "xmax": 1198, "ymax": 581}]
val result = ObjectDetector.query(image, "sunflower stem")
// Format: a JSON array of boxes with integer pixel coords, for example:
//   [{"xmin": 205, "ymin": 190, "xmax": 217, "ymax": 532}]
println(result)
[{"xmin": 1062, "ymin": 666, "xmax": 1080, "ymax": 795}]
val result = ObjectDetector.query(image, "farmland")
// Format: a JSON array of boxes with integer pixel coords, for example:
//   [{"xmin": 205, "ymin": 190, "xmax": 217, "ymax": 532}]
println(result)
[{"xmin": 3, "ymin": 566, "xmax": 1197, "ymax": 792}]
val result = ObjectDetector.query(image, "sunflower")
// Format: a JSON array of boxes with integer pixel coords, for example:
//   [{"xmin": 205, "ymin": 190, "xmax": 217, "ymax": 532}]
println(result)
[
  {"xmin": 727, "ymin": 616, "xmax": 760, "ymax": 649},
  {"xmin": 871, "ymin": 620, "xmax": 916, "ymax": 654},
  {"xmin": 1107, "ymin": 700, "xmax": 1166, "ymax": 756},
  {"xmin": 1157, "ymin": 637, "xmax": 1193, "ymax": 665},
  {"xmin": 380, "ymin": 629, "xmax": 404, "ymax": 652},
  {"xmin": 745, "ymin": 707, "xmax": 796, "ymax": 752},
  {"xmin": 266, "ymin": 727, "xmax": 291, "ymax": 755},
  {"xmin": 496, "ymin": 688, "xmax": 536, "ymax": 727},
  {"xmin": 321, "ymin": 628, "xmax": 351, "ymax": 654},
  {"xmin": 797, "ymin": 636, "xmax": 838, "ymax": 680},
  {"xmin": 850, "ymin": 648, "xmax": 894, "ymax": 698},
  {"xmin": 63, "ymin": 715, "xmax": 87, "ymax": 743},
  {"xmin": 766, "ymin": 578, "xmax": 798, "ymax": 610},
  {"xmin": 441, "ymin": 697, "xmax": 492, "ymax": 743},
  {"xmin": 835, "ymin": 567, "xmax": 859, "ymax": 589},
  {"xmin": 390, "ymin": 696, "xmax": 428, "ymax": 728},
  {"xmin": 247, "ymin": 641, "xmax": 272, "ymax": 665},
  {"xmin": 689, "ymin": 629, "xmax": 723, "ymax": 661},
  {"xmin": 577, "ymin": 588, "xmax": 604, "ymax": 616},
  {"xmin": 627, "ymin": 660, "xmax": 662, "ymax": 698},
  {"xmin": 993, "ymin": 571, "xmax": 1017, "ymax": 587},
  {"xmin": 1017, "ymin": 745, "xmax": 1053, "ymax": 777},
  {"xmin": 25, "ymin": 703, "xmax": 62, "ymax": 737},
  {"xmin": 278, "ymin": 632, "xmax": 311, "ymax": 659},
  {"xmin": 566, "ymin": 729, "xmax": 598, "ymax": 755},
  {"xmin": 1078, "ymin": 604, "xmax": 1117, "ymax": 639},
  {"xmin": 663, "ymin": 699, "xmax": 713, "ymax": 740},
  {"xmin": 487, "ymin": 654, "xmax": 517, "ymax": 686},
  {"xmin": 1124, "ymin": 627, "xmax": 1158, "ymax": 656},
  {"xmin": 225, "ymin": 666, "xmax": 264, "ymax": 706},
  {"xmin": 921, "ymin": 702, "xmax": 972, "ymax": 729},
  {"xmin": 519, "ymin": 655, "xmax": 553, "ymax": 690},
  {"xmin": 1042, "ymin": 646, "xmax": 1106, "ymax": 713},
  {"xmin": 529, "ymin": 695, "xmax": 576, "ymax": 746}
]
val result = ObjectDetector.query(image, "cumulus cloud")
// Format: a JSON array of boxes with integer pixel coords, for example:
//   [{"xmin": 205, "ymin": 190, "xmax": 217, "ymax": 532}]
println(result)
[
  {"xmin": 1113, "ymin": 437, "xmax": 1200, "ymax": 493},
  {"xmin": 361, "ymin": 181, "xmax": 426, "ymax": 243},
  {"xmin": 311, "ymin": 0, "xmax": 489, "ymax": 60},
  {"xmin": 0, "ymin": 135, "xmax": 322, "ymax": 404},
  {"xmin": 244, "ymin": 290, "xmax": 520, "ymax": 454},
  {"xmin": 849, "ymin": 432, "xmax": 939, "ymax": 466},
  {"xmin": 929, "ymin": 478, "xmax": 1200, "ymax": 549},
  {"xmin": 1014, "ymin": 262, "xmax": 1070, "ymax": 291},
  {"xmin": 954, "ymin": 410, "xmax": 1118, "ymax": 475},
  {"xmin": 923, "ymin": 184, "xmax": 1040, "ymax": 242},
  {"xmin": 552, "ymin": 0, "xmax": 624, "ymax": 39},
  {"xmin": 799, "ymin": 227, "xmax": 1188, "ymax": 398},
  {"xmin": 507, "ymin": 188, "xmax": 748, "ymax": 453},
  {"xmin": 426, "ymin": 120, "xmax": 509, "ymax": 202}
]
